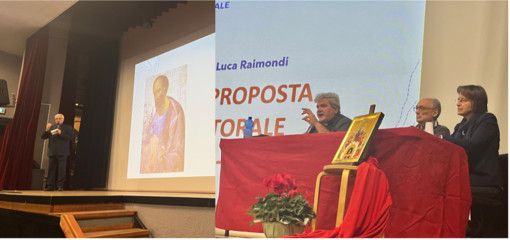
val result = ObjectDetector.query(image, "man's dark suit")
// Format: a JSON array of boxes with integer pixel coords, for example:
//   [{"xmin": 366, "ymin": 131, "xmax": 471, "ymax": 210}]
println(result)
[
  {"xmin": 308, "ymin": 113, "xmax": 352, "ymax": 133},
  {"xmin": 41, "ymin": 123, "xmax": 73, "ymax": 190}
]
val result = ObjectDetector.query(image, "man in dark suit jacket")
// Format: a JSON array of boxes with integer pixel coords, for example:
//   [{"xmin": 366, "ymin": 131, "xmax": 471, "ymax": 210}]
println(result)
[
  {"xmin": 302, "ymin": 92, "xmax": 352, "ymax": 133},
  {"xmin": 41, "ymin": 113, "xmax": 73, "ymax": 191}
]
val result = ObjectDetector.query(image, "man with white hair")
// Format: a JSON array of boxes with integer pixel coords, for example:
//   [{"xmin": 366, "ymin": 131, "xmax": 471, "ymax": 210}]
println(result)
[
  {"xmin": 414, "ymin": 97, "xmax": 450, "ymax": 137},
  {"xmin": 302, "ymin": 92, "xmax": 352, "ymax": 133},
  {"xmin": 41, "ymin": 113, "xmax": 73, "ymax": 191}
]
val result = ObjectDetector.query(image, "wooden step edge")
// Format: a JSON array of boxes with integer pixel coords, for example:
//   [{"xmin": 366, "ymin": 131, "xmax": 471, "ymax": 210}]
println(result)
[
  {"xmin": 53, "ymin": 203, "xmax": 125, "ymax": 213},
  {"xmin": 60, "ymin": 213, "xmax": 85, "ymax": 238},
  {"xmin": 53, "ymin": 209, "xmax": 137, "ymax": 219},
  {"xmin": 81, "ymin": 223, "xmax": 134, "ymax": 233},
  {"xmin": 51, "ymin": 209, "xmax": 130, "ymax": 215},
  {"xmin": 83, "ymin": 228, "xmax": 150, "ymax": 238}
]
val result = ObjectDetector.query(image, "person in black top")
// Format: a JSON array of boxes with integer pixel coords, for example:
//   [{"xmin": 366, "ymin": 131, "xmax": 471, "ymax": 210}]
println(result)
[
  {"xmin": 443, "ymin": 85, "xmax": 501, "ymax": 237},
  {"xmin": 302, "ymin": 92, "xmax": 352, "ymax": 133},
  {"xmin": 41, "ymin": 113, "xmax": 73, "ymax": 191},
  {"xmin": 444, "ymin": 85, "xmax": 500, "ymax": 186}
]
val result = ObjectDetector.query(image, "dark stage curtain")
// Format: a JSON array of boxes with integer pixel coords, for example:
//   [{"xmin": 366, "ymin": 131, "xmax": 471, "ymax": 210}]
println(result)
[
  {"xmin": 0, "ymin": 27, "xmax": 49, "ymax": 190},
  {"xmin": 72, "ymin": 40, "xmax": 119, "ymax": 189}
]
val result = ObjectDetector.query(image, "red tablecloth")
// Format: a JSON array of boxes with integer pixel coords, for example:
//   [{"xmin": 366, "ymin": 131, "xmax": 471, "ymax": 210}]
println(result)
[
  {"xmin": 286, "ymin": 157, "xmax": 392, "ymax": 238},
  {"xmin": 215, "ymin": 127, "xmax": 471, "ymax": 238}
]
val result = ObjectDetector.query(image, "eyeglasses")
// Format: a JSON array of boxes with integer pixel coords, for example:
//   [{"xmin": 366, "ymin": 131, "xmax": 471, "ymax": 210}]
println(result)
[
  {"xmin": 413, "ymin": 106, "xmax": 433, "ymax": 112},
  {"xmin": 456, "ymin": 98, "xmax": 470, "ymax": 103}
]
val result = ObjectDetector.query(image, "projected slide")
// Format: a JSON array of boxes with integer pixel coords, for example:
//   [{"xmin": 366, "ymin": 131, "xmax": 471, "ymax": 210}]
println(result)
[
  {"xmin": 140, "ymin": 69, "xmax": 186, "ymax": 173},
  {"xmin": 128, "ymin": 34, "xmax": 215, "ymax": 179},
  {"xmin": 215, "ymin": 1, "xmax": 426, "ymax": 161}
]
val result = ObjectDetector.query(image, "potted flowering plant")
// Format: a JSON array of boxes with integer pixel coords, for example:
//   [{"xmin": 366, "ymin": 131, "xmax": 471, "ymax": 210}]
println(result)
[{"xmin": 246, "ymin": 173, "xmax": 316, "ymax": 237}]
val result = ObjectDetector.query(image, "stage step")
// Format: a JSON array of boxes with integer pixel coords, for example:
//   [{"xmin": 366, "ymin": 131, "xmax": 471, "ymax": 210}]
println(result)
[
  {"xmin": 53, "ymin": 203, "xmax": 125, "ymax": 213},
  {"xmin": 66, "ymin": 209, "xmax": 137, "ymax": 219},
  {"xmin": 59, "ymin": 209, "xmax": 150, "ymax": 238},
  {"xmin": 83, "ymin": 228, "xmax": 150, "ymax": 238}
]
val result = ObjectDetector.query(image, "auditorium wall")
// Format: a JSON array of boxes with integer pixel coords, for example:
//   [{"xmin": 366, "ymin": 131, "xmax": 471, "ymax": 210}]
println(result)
[
  {"xmin": 421, "ymin": 1, "xmax": 508, "ymax": 153},
  {"xmin": 124, "ymin": 203, "xmax": 214, "ymax": 238},
  {"xmin": 109, "ymin": 1, "xmax": 215, "ymax": 192}
]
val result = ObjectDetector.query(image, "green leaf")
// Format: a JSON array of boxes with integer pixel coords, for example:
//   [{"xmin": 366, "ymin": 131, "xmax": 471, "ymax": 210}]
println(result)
[{"xmin": 246, "ymin": 181, "xmax": 317, "ymax": 226}]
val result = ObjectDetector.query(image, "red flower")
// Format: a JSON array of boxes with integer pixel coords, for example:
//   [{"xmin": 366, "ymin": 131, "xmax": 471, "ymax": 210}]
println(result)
[
  {"xmin": 263, "ymin": 178, "xmax": 271, "ymax": 187},
  {"xmin": 288, "ymin": 189, "xmax": 299, "ymax": 197},
  {"xmin": 264, "ymin": 173, "xmax": 299, "ymax": 195},
  {"xmin": 288, "ymin": 178, "xmax": 297, "ymax": 190}
]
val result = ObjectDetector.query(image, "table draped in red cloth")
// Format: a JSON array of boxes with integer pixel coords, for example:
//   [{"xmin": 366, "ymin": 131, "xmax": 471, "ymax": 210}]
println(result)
[
  {"xmin": 285, "ymin": 157, "xmax": 392, "ymax": 238},
  {"xmin": 215, "ymin": 127, "xmax": 471, "ymax": 238}
]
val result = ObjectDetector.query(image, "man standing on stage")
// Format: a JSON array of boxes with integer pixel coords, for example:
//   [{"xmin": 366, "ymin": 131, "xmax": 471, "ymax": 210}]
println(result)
[
  {"xmin": 302, "ymin": 92, "xmax": 352, "ymax": 133},
  {"xmin": 41, "ymin": 113, "xmax": 73, "ymax": 191}
]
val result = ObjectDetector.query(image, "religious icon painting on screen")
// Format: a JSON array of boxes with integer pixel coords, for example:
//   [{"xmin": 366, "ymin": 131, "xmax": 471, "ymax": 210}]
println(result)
[
  {"xmin": 332, "ymin": 112, "xmax": 384, "ymax": 164},
  {"xmin": 140, "ymin": 65, "xmax": 187, "ymax": 173}
]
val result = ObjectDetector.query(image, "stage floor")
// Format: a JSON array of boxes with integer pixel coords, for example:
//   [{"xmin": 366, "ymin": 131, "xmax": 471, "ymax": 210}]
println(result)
[
  {"xmin": 0, "ymin": 189, "xmax": 214, "ymax": 198},
  {"xmin": 0, "ymin": 189, "xmax": 215, "ymax": 215}
]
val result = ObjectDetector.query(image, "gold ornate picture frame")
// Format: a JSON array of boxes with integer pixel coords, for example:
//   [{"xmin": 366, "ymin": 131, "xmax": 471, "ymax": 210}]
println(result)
[{"xmin": 332, "ymin": 112, "xmax": 384, "ymax": 164}]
